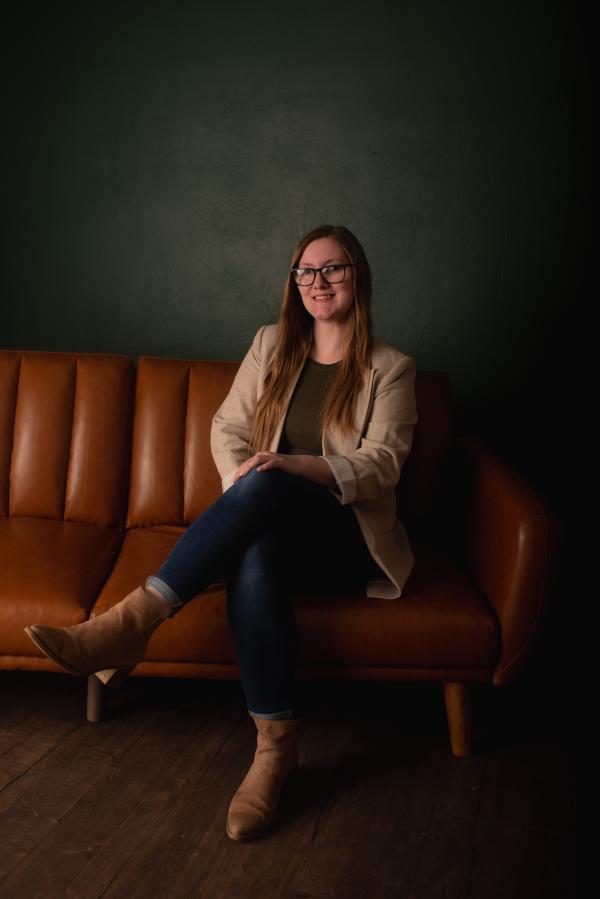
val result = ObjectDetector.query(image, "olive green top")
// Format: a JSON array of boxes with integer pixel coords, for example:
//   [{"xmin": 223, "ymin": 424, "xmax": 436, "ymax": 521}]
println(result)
[{"xmin": 279, "ymin": 357, "xmax": 340, "ymax": 455}]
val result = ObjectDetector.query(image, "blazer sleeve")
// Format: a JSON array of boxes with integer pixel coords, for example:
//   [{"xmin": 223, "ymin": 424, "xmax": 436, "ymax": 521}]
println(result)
[
  {"xmin": 320, "ymin": 354, "xmax": 418, "ymax": 506},
  {"xmin": 210, "ymin": 325, "xmax": 267, "ymax": 493}
]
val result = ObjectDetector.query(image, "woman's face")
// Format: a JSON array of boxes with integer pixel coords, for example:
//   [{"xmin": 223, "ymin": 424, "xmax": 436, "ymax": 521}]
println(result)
[{"xmin": 296, "ymin": 237, "xmax": 355, "ymax": 325}]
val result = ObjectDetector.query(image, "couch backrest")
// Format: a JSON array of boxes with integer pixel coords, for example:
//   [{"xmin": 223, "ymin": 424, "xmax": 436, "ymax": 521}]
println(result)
[
  {"xmin": 126, "ymin": 357, "xmax": 236, "ymax": 527},
  {"xmin": 0, "ymin": 351, "xmax": 134, "ymax": 527},
  {"xmin": 398, "ymin": 370, "xmax": 453, "ymax": 529},
  {"xmin": 126, "ymin": 356, "xmax": 453, "ymax": 529}
]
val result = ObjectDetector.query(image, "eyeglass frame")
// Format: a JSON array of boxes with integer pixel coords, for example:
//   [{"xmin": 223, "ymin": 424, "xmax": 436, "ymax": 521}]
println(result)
[{"xmin": 290, "ymin": 263, "xmax": 355, "ymax": 286}]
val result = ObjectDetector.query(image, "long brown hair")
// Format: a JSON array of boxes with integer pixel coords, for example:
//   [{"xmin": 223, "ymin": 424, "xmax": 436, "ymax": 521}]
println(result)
[{"xmin": 248, "ymin": 224, "xmax": 373, "ymax": 454}]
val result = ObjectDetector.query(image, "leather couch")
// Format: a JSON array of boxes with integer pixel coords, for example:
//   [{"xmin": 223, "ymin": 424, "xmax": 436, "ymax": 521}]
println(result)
[{"xmin": 0, "ymin": 349, "xmax": 564, "ymax": 756}]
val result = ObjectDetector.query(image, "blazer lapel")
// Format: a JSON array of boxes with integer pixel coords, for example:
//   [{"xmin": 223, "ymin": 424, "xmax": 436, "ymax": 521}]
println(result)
[{"xmin": 322, "ymin": 366, "xmax": 376, "ymax": 456}]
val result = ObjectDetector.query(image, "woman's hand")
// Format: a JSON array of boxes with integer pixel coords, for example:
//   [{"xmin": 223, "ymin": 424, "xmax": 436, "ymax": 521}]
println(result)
[{"xmin": 232, "ymin": 452, "xmax": 303, "ymax": 483}]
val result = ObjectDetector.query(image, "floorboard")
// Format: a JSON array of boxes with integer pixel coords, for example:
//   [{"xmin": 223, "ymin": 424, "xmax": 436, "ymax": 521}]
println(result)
[{"xmin": 0, "ymin": 669, "xmax": 576, "ymax": 899}]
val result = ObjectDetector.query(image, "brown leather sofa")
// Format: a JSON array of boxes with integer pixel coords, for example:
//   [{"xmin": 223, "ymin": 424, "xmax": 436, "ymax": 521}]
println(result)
[{"xmin": 0, "ymin": 349, "xmax": 564, "ymax": 756}]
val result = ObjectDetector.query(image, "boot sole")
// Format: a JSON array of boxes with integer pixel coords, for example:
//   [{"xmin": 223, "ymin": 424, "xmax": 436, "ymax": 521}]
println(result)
[
  {"xmin": 24, "ymin": 626, "xmax": 88, "ymax": 678},
  {"xmin": 24, "ymin": 626, "xmax": 136, "ymax": 689},
  {"xmin": 225, "ymin": 817, "xmax": 276, "ymax": 841}
]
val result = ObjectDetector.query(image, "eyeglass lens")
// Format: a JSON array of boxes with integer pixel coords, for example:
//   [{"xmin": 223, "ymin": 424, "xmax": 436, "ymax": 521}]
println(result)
[{"xmin": 293, "ymin": 265, "xmax": 348, "ymax": 286}]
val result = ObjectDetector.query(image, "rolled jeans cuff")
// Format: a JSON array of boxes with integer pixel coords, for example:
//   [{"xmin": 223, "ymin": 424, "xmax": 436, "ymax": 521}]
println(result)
[
  {"xmin": 146, "ymin": 575, "xmax": 185, "ymax": 618},
  {"xmin": 248, "ymin": 707, "xmax": 296, "ymax": 720}
]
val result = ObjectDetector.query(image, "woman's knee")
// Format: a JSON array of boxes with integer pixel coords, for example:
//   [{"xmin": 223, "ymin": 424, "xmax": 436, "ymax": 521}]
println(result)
[{"xmin": 230, "ymin": 465, "xmax": 299, "ymax": 505}]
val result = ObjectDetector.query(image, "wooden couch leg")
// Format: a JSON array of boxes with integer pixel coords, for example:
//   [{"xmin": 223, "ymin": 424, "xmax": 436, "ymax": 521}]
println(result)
[
  {"xmin": 87, "ymin": 674, "xmax": 106, "ymax": 723},
  {"xmin": 443, "ymin": 682, "xmax": 472, "ymax": 757}
]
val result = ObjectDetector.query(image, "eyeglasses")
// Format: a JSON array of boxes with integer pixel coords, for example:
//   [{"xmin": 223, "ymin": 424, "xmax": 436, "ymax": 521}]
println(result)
[{"xmin": 290, "ymin": 263, "xmax": 355, "ymax": 286}]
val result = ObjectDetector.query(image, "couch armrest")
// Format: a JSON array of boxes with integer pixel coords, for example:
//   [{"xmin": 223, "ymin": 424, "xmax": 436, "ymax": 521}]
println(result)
[{"xmin": 447, "ymin": 435, "xmax": 566, "ymax": 686}]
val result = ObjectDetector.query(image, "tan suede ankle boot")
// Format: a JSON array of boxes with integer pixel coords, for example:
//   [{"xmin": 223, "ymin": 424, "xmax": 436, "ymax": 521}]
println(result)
[
  {"xmin": 226, "ymin": 713, "xmax": 301, "ymax": 841},
  {"xmin": 24, "ymin": 584, "xmax": 173, "ymax": 687}
]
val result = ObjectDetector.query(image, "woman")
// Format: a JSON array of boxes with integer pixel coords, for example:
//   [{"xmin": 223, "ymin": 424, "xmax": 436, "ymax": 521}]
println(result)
[{"xmin": 25, "ymin": 223, "xmax": 418, "ymax": 842}]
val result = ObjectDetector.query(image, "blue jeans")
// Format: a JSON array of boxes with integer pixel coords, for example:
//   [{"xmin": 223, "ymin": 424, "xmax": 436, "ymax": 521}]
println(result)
[{"xmin": 146, "ymin": 467, "xmax": 382, "ymax": 720}]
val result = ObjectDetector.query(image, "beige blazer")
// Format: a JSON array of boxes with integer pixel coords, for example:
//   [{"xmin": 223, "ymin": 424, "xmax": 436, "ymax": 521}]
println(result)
[{"xmin": 210, "ymin": 323, "xmax": 418, "ymax": 599}]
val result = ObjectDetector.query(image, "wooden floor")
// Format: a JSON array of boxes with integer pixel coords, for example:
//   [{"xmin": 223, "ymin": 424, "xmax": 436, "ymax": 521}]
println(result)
[{"xmin": 0, "ymin": 667, "xmax": 575, "ymax": 899}]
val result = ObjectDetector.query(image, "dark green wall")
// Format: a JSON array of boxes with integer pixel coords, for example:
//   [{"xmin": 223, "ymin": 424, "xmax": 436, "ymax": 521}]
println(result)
[{"xmin": 1, "ymin": 0, "xmax": 585, "ymax": 522}]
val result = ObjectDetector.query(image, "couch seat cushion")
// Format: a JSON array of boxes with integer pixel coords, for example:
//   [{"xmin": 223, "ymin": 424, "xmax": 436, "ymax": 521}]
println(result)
[{"xmin": 96, "ymin": 528, "xmax": 499, "ymax": 674}]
